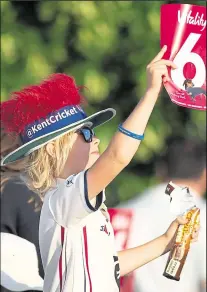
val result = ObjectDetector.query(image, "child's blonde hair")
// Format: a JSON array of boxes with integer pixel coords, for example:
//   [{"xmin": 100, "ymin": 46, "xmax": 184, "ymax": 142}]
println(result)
[{"xmin": 27, "ymin": 131, "xmax": 75, "ymax": 198}]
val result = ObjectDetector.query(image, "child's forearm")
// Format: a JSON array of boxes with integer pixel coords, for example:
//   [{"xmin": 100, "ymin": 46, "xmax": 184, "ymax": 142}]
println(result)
[
  {"xmin": 118, "ymin": 234, "xmax": 168, "ymax": 277},
  {"xmin": 105, "ymin": 88, "xmax": 159, "ymax": 166}
]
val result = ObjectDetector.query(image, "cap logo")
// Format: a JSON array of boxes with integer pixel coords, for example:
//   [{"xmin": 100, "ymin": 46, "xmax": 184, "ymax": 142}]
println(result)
[{"xmin": 22, "ymin": 105, "xmax": 87, "ymax": 144}]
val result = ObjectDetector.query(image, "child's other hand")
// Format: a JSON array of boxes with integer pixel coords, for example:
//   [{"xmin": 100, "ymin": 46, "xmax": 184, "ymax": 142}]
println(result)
[
  {"xmin": 163, "ymin": 216, "xmax": 200, "ymax": 253},
  {"xmin": 146, "ymin": 45, "xmax": 177, "ymax": 95}
]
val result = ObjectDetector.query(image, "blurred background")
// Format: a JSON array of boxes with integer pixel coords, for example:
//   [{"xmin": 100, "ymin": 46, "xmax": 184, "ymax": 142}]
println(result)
[
  {"xmin": 1, "ymin": 1, "xmax": 206, "ymax": 292},
  {"xmin": 1, "ymin": 0, "xmax": 206, "ymax": 206}
]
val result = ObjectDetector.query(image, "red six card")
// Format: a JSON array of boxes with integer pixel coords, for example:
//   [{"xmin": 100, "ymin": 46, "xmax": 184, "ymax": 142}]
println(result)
[{"xmin": 161, "ymin": 4, "xmax": 206, "ymax": 110}]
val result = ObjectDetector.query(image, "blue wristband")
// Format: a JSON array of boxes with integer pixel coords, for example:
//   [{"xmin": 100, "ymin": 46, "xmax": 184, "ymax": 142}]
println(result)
[{"xmin": 118, "ymin": 124, "xmax": 144, "ymax": 140}]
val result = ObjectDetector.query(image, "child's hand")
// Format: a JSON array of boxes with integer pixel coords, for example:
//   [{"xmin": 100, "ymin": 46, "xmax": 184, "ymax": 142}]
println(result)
[
  {"xmin": 163, "ymin": 216, "xmax": 200, "ymax": 253},
  {"xmin": 146, "ymin": 45, "xmax": 177, "ymax": 94}
]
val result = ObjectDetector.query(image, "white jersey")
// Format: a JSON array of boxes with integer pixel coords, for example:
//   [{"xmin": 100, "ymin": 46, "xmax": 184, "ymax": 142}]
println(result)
[
  {"xmin": 39, "ymin": 171, "xmax": 120, "ymax": 292},
  {"xmin": 119, "ymin": 184, "xmax": 206, "ymax": 292}
]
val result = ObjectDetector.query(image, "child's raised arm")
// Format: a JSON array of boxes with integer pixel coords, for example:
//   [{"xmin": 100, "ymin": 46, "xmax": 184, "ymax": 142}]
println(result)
[{"xmin": 87, "ymin": 45, "xmax": 177, "ymax": 199}]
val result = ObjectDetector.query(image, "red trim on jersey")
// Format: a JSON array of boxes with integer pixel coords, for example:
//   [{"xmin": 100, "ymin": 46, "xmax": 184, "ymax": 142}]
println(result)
[
  {"xmin": 83, "ymin": 226, "xmax": 92, "ymax": 292},
  {"xmin": 59, "ymin": 226, "xmax": 65, "ymax": 291}
]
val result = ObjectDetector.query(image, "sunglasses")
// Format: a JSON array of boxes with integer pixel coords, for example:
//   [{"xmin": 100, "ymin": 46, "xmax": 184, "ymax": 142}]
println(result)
[{"xmin": 76, "ymin": 127, "xmax": 95, "ymax": 143}]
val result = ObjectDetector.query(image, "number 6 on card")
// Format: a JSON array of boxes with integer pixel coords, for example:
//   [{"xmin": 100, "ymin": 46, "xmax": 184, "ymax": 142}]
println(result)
[{"xmin": 160, "ymin": 4, "xmax": 206, "ymax": 110}]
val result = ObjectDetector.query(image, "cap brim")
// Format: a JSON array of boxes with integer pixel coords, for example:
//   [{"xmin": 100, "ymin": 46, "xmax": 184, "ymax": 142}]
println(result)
[{"xmin": 1, "ymin": 108, "xmax": 116, "ymax": 166}]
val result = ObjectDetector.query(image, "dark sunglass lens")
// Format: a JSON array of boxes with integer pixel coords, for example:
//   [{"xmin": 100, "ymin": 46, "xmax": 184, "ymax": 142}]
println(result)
[{"xmin": 82, "ymin": 128, "xmax": 92, "ymax": 142}]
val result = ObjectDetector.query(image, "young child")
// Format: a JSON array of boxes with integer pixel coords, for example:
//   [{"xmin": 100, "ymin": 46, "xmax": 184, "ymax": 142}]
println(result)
[{"xmin": 1, "ymin": 46, "xmax": 199, "ymax": 292}]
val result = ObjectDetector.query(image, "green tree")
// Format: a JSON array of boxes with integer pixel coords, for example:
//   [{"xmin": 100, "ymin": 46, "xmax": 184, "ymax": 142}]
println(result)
[{"xmin": 1, "ymin": 1, "xmax": 206, "ymax": 206}]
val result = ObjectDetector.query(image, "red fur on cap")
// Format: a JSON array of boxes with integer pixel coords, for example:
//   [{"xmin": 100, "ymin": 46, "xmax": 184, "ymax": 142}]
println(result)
[{"xmin": 1, "ymin": 73, "xmax": 85, "ymax": 134}]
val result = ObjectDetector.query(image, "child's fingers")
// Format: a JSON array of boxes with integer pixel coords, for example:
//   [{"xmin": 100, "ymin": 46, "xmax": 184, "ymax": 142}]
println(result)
[
  {"xmin": 150, "ymin": 45, "xmax": 167, "ymax": 64},
  {"xmin": 162, "ymin": 68, "xmax": 170, "ymax": 82},
  {"xmin": 162, "ymin": 74, "xmax": 170, "ymax": 83},
  {"xmin": 191, "ymin": 224, "xmax": 200, "ymax": 242},
  {"xmin": 176, "ymin": 216, "xmax": 188, "ymax": 225},
  {"xmin": 163, "ymin": 76, "xmax": 168, "ymax": 83},
  {"xmin": 156, "ymin": 59, "xmax": 177, "ymax": 69},
  {"xmin": 194, "ymin": 224, "xmax": 200, "ymax": 233},
  {"xmin": 191, "ymin": 231, "xmax": 199, "ymax": 242}
]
